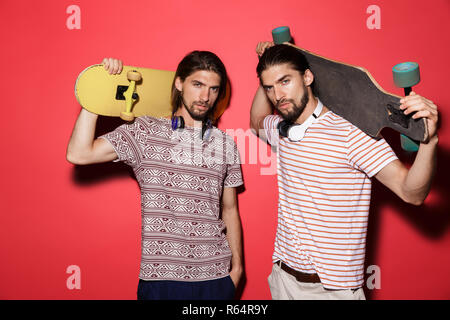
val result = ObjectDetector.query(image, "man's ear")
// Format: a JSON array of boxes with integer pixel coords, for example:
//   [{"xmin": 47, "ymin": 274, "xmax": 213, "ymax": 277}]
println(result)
[
  {"xmin": 303, "ymin": 69, "xmax": 314, "ymax": 87},
  {"xmin": 175, "ymin": 77, "xmax": 183, "ymax": 91}
]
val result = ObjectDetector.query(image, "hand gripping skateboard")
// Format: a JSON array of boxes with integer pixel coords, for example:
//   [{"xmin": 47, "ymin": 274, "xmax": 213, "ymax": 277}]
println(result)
[
  {"xmin": 75, "ymin": 65, "xmax": 230, "ymax": 122},
  {"xmin": 271, "ymin": 27, "xmax": 428, "ymax": 144}
]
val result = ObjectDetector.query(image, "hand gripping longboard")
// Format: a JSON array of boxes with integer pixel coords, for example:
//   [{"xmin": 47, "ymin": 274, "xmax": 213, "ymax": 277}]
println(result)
[
  {"xmin": 271, "ymin": 27, "xmax": 428, "ymax": 143},
  {"xmin": 75, "ymin": 65, "xmax": 229, "ymax": 122}
]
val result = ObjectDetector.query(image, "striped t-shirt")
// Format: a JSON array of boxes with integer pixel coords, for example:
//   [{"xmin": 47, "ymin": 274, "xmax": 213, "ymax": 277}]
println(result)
[
  {"xmin": 263, "ymin": 110, "xmax": 398, "ymax": 289},
  {"xmin": 101, "ymin": 116, "xmax": 243, "ymax": 282}
]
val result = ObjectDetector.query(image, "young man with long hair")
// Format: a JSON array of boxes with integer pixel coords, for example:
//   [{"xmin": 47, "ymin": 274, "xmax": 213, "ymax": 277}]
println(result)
[{"xmin": 67, "ymin": 51, "xmax": 243, "ymax": 300}]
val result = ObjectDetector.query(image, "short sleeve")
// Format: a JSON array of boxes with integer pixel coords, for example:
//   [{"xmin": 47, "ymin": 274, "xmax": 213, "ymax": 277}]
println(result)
[
  {"xmin": 99, "ymin": 120, "xmax": 144, "ymax": 168},
  {"xmin": 347, "ymin": 124, "xmax": 398, "ymax": 178},
  {"xmin": 262, "ymin": 115, "xmax": 282, "ymax": 147},
  {"xmin": 223, "ymin": 137, "xmax": 243, "ymax": 188}
]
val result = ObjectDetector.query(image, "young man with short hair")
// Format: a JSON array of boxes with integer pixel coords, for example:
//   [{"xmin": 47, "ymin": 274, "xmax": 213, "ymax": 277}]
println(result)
[{"xmin": 250, "ymin": 43, "xmax": 438, "ymax": 300}]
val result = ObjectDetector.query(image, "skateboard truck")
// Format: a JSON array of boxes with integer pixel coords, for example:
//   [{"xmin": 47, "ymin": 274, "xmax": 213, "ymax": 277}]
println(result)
[
  {"xmin": 119, "ymin": 70, "xmax": 142, "ymax": 121},
  {"xmin": 392, "ymin": 62, "xmax": 421, "ymax": 152},
  {"xmin": 386, "ymin": 103, "xmax": 409, "ymax": 129},
  {"xmin": 116, "ymin": 86, "xmax": 139, "ymax": 100}
]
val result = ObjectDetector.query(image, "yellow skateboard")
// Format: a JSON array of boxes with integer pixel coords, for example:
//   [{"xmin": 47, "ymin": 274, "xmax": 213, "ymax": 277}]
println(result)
[{"xmin": 74, "ymin": 65, "xmax": 229, "ymax": 122}]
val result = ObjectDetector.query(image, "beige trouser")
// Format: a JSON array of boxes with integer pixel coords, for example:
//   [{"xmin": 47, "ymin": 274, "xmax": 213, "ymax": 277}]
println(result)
[{"xmin": 268, "ymin": 262, "xmax": 366, "ymax": 300}]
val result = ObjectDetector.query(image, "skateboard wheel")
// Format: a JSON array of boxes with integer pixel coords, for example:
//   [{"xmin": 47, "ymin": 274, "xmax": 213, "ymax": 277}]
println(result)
[
  {"xmin": 401, "ymin": 134, "xmax": 419, "ymax": 152},
  {"xmin": 272, "ymin": 26, "xmax": 292, "ymax": 44},
  {"xmin": 392, "ymin": 62, "xmax": 420, "ymax": 88},
  {"xmin": 127, "ymin": 70, "xmax": 142, "ymax": 82},
  {"xmin": 120, "ymin": 111, "xmax": 135, "ymax": 122}
]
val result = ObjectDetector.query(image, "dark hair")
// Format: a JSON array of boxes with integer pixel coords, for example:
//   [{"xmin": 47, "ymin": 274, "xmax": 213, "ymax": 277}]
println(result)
[
  {"xmin": 256, "ymin": 44, "xmax": 311, "ymax": 83},
  {"xmin": 171, "ymin": 51, "xmax": 228, "ymax": 120}
]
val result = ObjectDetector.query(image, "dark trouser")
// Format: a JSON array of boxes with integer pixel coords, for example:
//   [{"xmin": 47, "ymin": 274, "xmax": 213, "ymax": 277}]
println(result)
[{"xmin": 137, "ymin": 276, "xmax": 235, "ymax": 300}]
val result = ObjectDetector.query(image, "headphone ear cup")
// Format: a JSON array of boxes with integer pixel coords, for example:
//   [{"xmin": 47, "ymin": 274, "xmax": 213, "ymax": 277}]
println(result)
[
  {"xmin": 277, "ymin": 120, "xmax": 290, "ymax": 138},
  {"xmin": 202, "ymin": 119, "xmax": 212, "ymax": 140},
  {"xmin": 171, "ymin": 116, "xmax": 185, "ymax": 130},
  {"xmin": 171, "ymin": 116, "xmax": 178, "ymax": 130},
  {"xmin": 179, "ymin": 116, "xmax": 185, "ymax": 129}
]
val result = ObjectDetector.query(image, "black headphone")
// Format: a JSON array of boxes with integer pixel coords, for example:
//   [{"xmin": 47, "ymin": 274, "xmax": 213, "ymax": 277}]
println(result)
[
  {"xmin": 277, "ymin": 99, "xmax": 323, "ymax": 142},
  {"xmin": 171, "ymin": 115, "xmax": 212, "ymax": 140}
]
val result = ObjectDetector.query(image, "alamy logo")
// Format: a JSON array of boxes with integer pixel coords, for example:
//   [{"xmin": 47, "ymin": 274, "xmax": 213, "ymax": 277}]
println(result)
[
  {"xmin": 366, "ymin": 265, "xmax": 381, "ymax": 289},
  {"xmin": 66, "ymin": 265, "xmax": 81, "ymax": 290},
  {"xmin": 366, "ymin": 5, "xmax": 381, "ymax": 30},
  {"xmin": 66, "ymin": 5, "xmax": 81, "ymax": 30}
]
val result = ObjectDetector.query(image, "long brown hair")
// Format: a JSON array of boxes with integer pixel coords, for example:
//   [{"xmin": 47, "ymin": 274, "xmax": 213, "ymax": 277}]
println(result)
[{"xmin": 171, "ymin": 51, "xmax": 228, "ymax": 122}]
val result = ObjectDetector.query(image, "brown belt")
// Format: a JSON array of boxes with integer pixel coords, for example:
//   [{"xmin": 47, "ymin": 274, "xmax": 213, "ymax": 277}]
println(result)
[{"xmin": 278, "ymin": 261, "xmax": 321, "ymax": 283}]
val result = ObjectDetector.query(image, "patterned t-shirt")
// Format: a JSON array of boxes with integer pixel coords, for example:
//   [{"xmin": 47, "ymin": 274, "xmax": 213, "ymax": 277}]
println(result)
[
  {"xmin": 100, "ymin": 116, "xmax": 243, "ymax": 281},
  {"xmin": 263, "ymin": 110, "xmax": 398, "ymax": 289}
]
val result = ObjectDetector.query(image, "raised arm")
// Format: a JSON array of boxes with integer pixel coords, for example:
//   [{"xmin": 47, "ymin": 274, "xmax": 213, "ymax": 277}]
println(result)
[
  {"xmin": 250, "ymin": 41, "xmax": 276, "ymax": 140},
  {"xmin": 375, "ymin": 92, "xmax": 438, "ymax": 205},
  {"xmin": 250, "ymin": 85, "xmax": 272, "ymax": 140},
  {"xmin": 66, "ymin": 58, "xmax": 123, "ymax": 165}
]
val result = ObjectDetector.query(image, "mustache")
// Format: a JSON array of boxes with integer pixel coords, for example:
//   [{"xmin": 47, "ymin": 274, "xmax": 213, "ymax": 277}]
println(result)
[
  {"xmin": 275, "ymin": 99, "xmax": 294, "ymax": 109},
  {"xmin": 193, "ymin": 101, "xmax": 210, "ymax": 108}
]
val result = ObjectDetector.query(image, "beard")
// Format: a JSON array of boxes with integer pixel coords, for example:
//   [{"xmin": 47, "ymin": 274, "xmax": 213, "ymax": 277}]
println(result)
[
  {"xmin": 181, "ymin": 95, "xmax": 214, "ymax": 121},
  {"xmin": 275, "ymin": 88, "xmax": 309, "ymax": 123}
]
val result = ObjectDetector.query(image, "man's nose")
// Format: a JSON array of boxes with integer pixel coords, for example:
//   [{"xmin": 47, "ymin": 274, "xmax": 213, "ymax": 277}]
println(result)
[
  {"xmin": 199, "ymin": 88, "xmax": 210, "ymax": 103},
  {"xmin": 274, "ymin": 86, "xmax": 284, "ymax": 103}
]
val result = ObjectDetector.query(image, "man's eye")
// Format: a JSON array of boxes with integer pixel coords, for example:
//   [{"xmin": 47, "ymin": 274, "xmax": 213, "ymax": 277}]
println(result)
[
  {"xmin": 264, "ymin": 87, "xmax": 272, "ymax": 92},
  {"xmin": 282, "ymin": 79, "xmax": 290, "ymax": 85},
  {"xmin": 211, "ymin": 87, "xmax": 219, "ymax": 93}
]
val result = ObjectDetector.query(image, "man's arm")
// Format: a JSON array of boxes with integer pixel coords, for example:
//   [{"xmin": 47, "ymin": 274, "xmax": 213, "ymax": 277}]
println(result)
[
  {"xmin": 221, "ymin": 187, "xmax": 243, "ymax": 288},
  {"xmin": 66, "ymin": 109, "xmax": 118, "ymax": 164},
  {"xmin": 249, "ymin": 41, "xmax": 275, "ymax": 140},
  {"xmin": 375, "ymin": 92, "xmax": 438, "ymax": 205},
  {"xmin": 250, "ymin": 85, "xmax": 272, "ymax": 140},
  {"xmin": 66, "ymin": 58, "xmax": 123, "ymax": 165}
]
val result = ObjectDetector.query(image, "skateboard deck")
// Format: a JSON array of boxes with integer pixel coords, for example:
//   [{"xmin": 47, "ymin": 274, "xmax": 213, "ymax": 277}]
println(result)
[
  {"xmin": 289, "ymin": 44, "xmax": 428, "ymax": 142},
  {"xmin": 75, "ymin": 64, "xmax": 229, "ymax": 122}
]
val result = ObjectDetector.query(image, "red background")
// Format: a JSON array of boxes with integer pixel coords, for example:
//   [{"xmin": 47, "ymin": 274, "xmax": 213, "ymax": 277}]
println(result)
[{"xmin": 0, "ymin": 0, "xmax": 449, "ymax": 299}]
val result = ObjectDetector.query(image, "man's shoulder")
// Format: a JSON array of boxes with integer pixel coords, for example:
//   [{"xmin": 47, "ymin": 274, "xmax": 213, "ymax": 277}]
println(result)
[
  {"xmin": 321, "ymin": 110, "xmax": 353, "ymax": 126},
  {"xmin": 131, "ymin": 116, "xmax": 171, "ymax": 131},
  {"xmin": 136, "ymin": 115, "xmax": 169, "ymax": 126},
  {"xmin": 115, "ymin": 116, "xmax": 171, "ymax": 141}
]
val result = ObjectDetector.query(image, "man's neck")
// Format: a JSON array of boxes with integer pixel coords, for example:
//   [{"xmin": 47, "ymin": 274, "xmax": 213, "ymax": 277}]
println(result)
[
  {"xmin": 174, "ymin": 106, "xmax": 203, "ymax": 128},
  {"xmin": 294, "ymin": 95, "xmax": 329, "ymax": 124}
]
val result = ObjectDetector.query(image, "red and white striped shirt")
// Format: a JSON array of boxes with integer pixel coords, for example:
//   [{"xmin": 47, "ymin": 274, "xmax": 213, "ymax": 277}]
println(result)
[{"xmin": 263, "ymin": 110, "xmax": 397, "ymax": 289}]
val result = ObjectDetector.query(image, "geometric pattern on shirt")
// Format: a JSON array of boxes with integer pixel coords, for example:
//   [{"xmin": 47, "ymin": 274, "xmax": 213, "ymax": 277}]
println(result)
[{"xmin": 100, "ymin": 116, "xmax": 243, "ymax": 282}]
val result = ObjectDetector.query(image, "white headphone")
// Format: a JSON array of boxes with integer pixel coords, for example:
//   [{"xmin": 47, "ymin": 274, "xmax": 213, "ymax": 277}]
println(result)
[{"xmin": 277, "ymin": 99, "xmax": 323, "ymax": 142}]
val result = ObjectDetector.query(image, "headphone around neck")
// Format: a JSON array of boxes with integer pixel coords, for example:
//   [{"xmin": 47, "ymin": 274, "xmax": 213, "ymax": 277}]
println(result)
[
  {"xmin": 277, "ymin": 99, "xmax": 323, "ymax": 142},
  {"xmin": 171, "ymin": 115, "xmax": 212, "ymax": 140}
]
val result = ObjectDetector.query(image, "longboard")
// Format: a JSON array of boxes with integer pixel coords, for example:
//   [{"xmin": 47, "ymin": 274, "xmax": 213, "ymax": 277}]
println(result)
[
  {"xmin": 75, "ymin": 64, "xmax": 229, "ymax": 122},
  {"xmin": 288, "ymin": 44, "xmax": 428, "ymax": 142}
]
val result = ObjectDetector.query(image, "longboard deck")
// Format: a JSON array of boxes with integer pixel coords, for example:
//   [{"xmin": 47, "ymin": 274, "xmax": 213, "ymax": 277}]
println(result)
[{"xmin": 290, "ymin": 44, "xmax": 427, "ymax": 142}]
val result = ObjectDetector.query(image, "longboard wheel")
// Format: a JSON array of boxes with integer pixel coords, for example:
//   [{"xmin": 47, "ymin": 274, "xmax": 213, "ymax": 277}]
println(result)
[
  {"xmin": 120, "ymin": 111, "xmax": 135, "ymax": 122},
  {"xmin": 401, "ymin": 134, "xmax": 419, "ymax": 152},
  {"xmin": 127, "ymin": 70, "xmax": 142, "ymax": 81},
  {"xmin": 392, "ymin": 62, "xmax": 420, "ymax": 88},
  {"xmin": 272, "ymin": 26, "xmax": 292, "ymax": 44}
]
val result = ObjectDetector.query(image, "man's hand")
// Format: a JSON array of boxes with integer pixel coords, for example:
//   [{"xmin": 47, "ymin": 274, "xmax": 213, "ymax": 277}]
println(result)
[
  {"xmin": 229, "ymin": 265, "xmax": 243, "ymax": 289},
  {"xmin": 101, "ymin": 57, "xmax": 123, "ymax": 75},
  {"xmin": 400, "ymin": 91, "xmax": 439, "ymax": 143},
  {"xmin": 256, "ymin": 41, "xmax": 274, "ymax": 57},
  {"xmin": 376, "ymin": 92, "xmax": 439, "ymax": 205}
]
